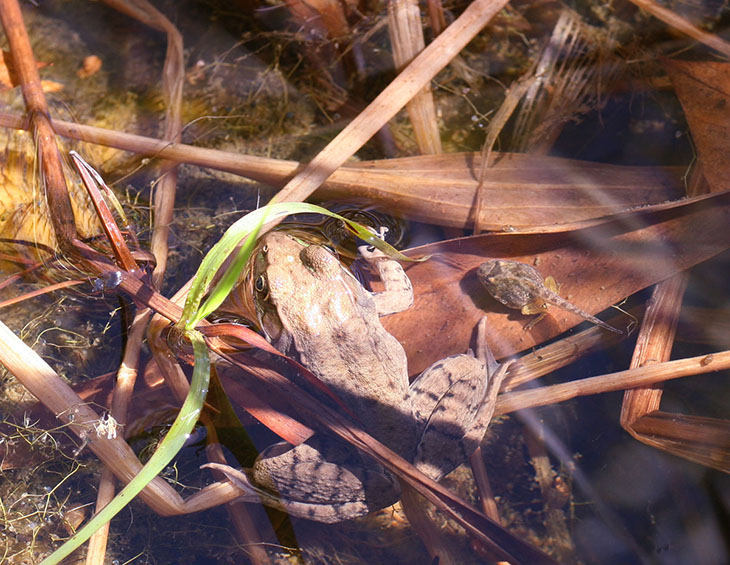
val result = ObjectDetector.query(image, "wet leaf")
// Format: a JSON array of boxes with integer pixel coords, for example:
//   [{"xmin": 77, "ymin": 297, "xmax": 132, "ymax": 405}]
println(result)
[
  {"xmin": 665, "ymin": 59, "xmax": 730, "ymax": 192},
  {"xmin": 381, "ymin": 190, "xmax": 730, "ymax": 375},
  {"xmin": 320, "ymin": 152, "xmax": 684, "ymax": 229}
]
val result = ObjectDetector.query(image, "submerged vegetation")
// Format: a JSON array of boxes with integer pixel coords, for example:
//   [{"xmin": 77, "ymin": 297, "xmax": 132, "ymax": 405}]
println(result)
[{"xmin": 0, "ymin": 0, "xmax": 728, "ymax": 563}]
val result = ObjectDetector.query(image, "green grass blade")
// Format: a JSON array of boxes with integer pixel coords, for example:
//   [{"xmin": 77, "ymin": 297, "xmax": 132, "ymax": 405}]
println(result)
[
  {"xmin": 41, "ymin": 330, "xmax": 211, "ymax": 565},
  {"xmin": 180, "ymin": 202, "xmax": 420, "ymax": 329}
]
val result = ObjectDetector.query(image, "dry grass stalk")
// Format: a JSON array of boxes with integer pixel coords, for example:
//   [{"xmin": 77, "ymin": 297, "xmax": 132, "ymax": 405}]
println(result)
[
  {"xmin": 629, "ymin": 0, "xmax": 730, "ymax": 58},
  {"xmin": 503, "ymin": 322, "xmax": 626, "ymax": 392},
  {"xmin": 0, "ymin": 0, "xmax": 77, "ymax": 252},
  {"xmin": 496, "ymin": 349, "xmax": 730, "ymax": 415},
  {"xmin": 273, "ymin": 0, "xmax": 511, "ymax": 205},
  {"xmin": 388, "ymin": 0, "xmax": 442, "ymax": 154}
]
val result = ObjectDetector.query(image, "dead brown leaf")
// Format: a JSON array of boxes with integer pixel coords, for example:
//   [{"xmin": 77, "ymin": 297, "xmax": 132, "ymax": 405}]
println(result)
[
  {"xmin": 382, "ymin": 190, "xmax": 730, "ymax": 375},
  {"xmin": 322, "ymin": 152, "xmax": 683, "ymax": 229},
  {"xmin": 665, "ymin": 59, "xmax": 730, "ymax": 192},
  {"xmin": 77, "ymin": 54, "xmax": 102, "ymax": 78}
]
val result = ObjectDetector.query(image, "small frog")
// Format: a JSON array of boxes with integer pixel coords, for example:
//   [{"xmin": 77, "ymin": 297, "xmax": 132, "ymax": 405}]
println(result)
[
  {"xmin": 209, "ymin": 231, "xmax": 506, "ymax": 523},
  {"xmin": 477, "ymin": 259, "xmax": 621, "ymax": 334}
]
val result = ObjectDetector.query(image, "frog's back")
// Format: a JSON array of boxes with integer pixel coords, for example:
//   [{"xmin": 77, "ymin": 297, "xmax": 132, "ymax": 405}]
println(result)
[{"xmin": 285, "ymin": 289, "xmax": 418, "ymax": 461}]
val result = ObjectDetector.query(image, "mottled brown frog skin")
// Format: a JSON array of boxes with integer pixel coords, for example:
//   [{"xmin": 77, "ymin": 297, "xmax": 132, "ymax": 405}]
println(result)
[
  {"xmin": 211, "ymin": 232, "xmax": 498, "ymax": 523},
  {"xmin": 477, "ymin": 259, "xmax": 621, "ymax": 333}
]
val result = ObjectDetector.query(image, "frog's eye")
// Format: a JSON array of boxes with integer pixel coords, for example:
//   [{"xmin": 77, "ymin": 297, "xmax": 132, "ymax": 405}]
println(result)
[
  {"xmin": 261, "ymin": 244, "xmax": 268, "ymax": 254},
  {"xmin": 255, "ymin": 274, "xmax": 267, "ymax": 294}
]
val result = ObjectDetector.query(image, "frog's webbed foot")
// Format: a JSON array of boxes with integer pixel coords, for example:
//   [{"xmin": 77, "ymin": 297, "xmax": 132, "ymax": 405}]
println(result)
[
  {"xmin": 410, "ymin": 318, "xmax": 510, "ymax": 481},
  {"xmin": 215, "ymin": 438, "xmax": 400, "ymax": 523},
  {"xmin": 357, "ymin": 227, "xmax": 413, "ymax": 316}
]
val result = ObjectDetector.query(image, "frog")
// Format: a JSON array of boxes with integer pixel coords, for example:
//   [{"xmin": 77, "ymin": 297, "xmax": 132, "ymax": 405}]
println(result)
[
  {"xmin": 477, "ymin": 259, "xmax": 621, "ymax": 334},
  {"xmin": 208, "ymin": 231, "xmax": 506, "ymax": 523}
]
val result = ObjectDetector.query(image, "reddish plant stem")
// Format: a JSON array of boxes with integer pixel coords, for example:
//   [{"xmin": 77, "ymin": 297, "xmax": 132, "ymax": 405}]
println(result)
[{"xmin": 0, "ymin": 0, "xmax": 77, "ymax": 252}]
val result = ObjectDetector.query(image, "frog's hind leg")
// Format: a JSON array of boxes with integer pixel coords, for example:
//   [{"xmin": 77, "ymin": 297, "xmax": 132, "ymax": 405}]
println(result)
[
  {"xmin": 249, "ymin": 437, "xmax": 400, "ymax": 523},
  {"xmin": 411, "ymin": 319, "xmax": 510, "ymax": 482}
]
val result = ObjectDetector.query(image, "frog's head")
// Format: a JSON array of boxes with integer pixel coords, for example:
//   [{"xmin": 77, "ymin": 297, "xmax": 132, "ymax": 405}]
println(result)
[{"xmin": 252, "ymin": 231, "xmax": 349, "ymax": 344}]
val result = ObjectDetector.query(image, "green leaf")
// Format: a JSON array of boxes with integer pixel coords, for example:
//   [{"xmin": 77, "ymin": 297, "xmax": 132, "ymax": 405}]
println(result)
[{"xmin": 42, "ymin": 331, "xmax": 211, "ymax": 565}]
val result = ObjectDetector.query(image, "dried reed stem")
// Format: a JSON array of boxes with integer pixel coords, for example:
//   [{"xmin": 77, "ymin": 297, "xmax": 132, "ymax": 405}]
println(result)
[
  {"xmin": 496, "ymin": 349, "xmax": 730, "ymax": 415},
  {"xmin": 388, "ymin": 0, "xmax": 442, "ymax": 154},
  {"xmin": 86, "ymin": 309, "xmax": 152, "ymax": 564},
  {"xmin": 470, "ymin": 446, "xmax": 502, "ymax": 522},
  {"xmin": 630, "ymin": 0, "xmax": 730, "ymax": 58},
  {"xmin": 0, "ymin": 0, "xmax": 77, "ymax": 251}
]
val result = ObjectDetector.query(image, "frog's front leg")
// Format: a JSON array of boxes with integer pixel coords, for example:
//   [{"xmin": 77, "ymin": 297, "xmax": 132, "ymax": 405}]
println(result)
[
  {"xmin": 358, "ymin": 237, "xmax": 413, "ymax": 316},
  {"xmin": 410, "ymin": 318, "xmax": 509, "ymax": 481},
  {"xmin": 210, "ymin": 436, "xmax": 400, "ymax": 523}
]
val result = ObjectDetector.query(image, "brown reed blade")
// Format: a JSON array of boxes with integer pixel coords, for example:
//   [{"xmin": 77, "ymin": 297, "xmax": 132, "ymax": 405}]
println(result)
[
  {"xmin": 0, "ymin": 111, "xmax": 685, "ymax": 229},
  {"xmin": 629, "ymin": 411, "xmax": 730, "ymax": 471},
  {"xmin": 70, "ymin": 151, "xmax": 139, "ymax": 273}
]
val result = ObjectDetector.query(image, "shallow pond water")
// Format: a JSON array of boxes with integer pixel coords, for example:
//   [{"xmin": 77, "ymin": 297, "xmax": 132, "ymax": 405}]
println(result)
[{"xmin": 0, "ymin": 0, "xmax": 728, "ymax": 563}]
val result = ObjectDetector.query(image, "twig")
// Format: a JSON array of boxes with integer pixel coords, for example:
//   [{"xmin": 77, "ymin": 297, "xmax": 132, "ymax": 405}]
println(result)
[
  {"xmin": 0, "ymin": 0, "xmax": 77, "ymax": 252},
  {"xmin": 496, "ymin": 349, "xmax": 730, "ymax": 415},
  {"xmin": 273, "ymin": 0, "xmax": 512, "ymax": 204}
]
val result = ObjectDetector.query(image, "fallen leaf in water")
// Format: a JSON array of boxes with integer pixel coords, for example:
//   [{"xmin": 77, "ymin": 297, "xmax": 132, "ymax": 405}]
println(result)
[
  {"xmin": 665, "ymin": 59, "xmax": 730, "ymax": 192},
  {"xmin": 381, "ymin": 190, "xmax": 730, "ymax": 375},
  {"xmin": 321, "ymin": 152, "xmax": 683, "ymax": 230}
]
